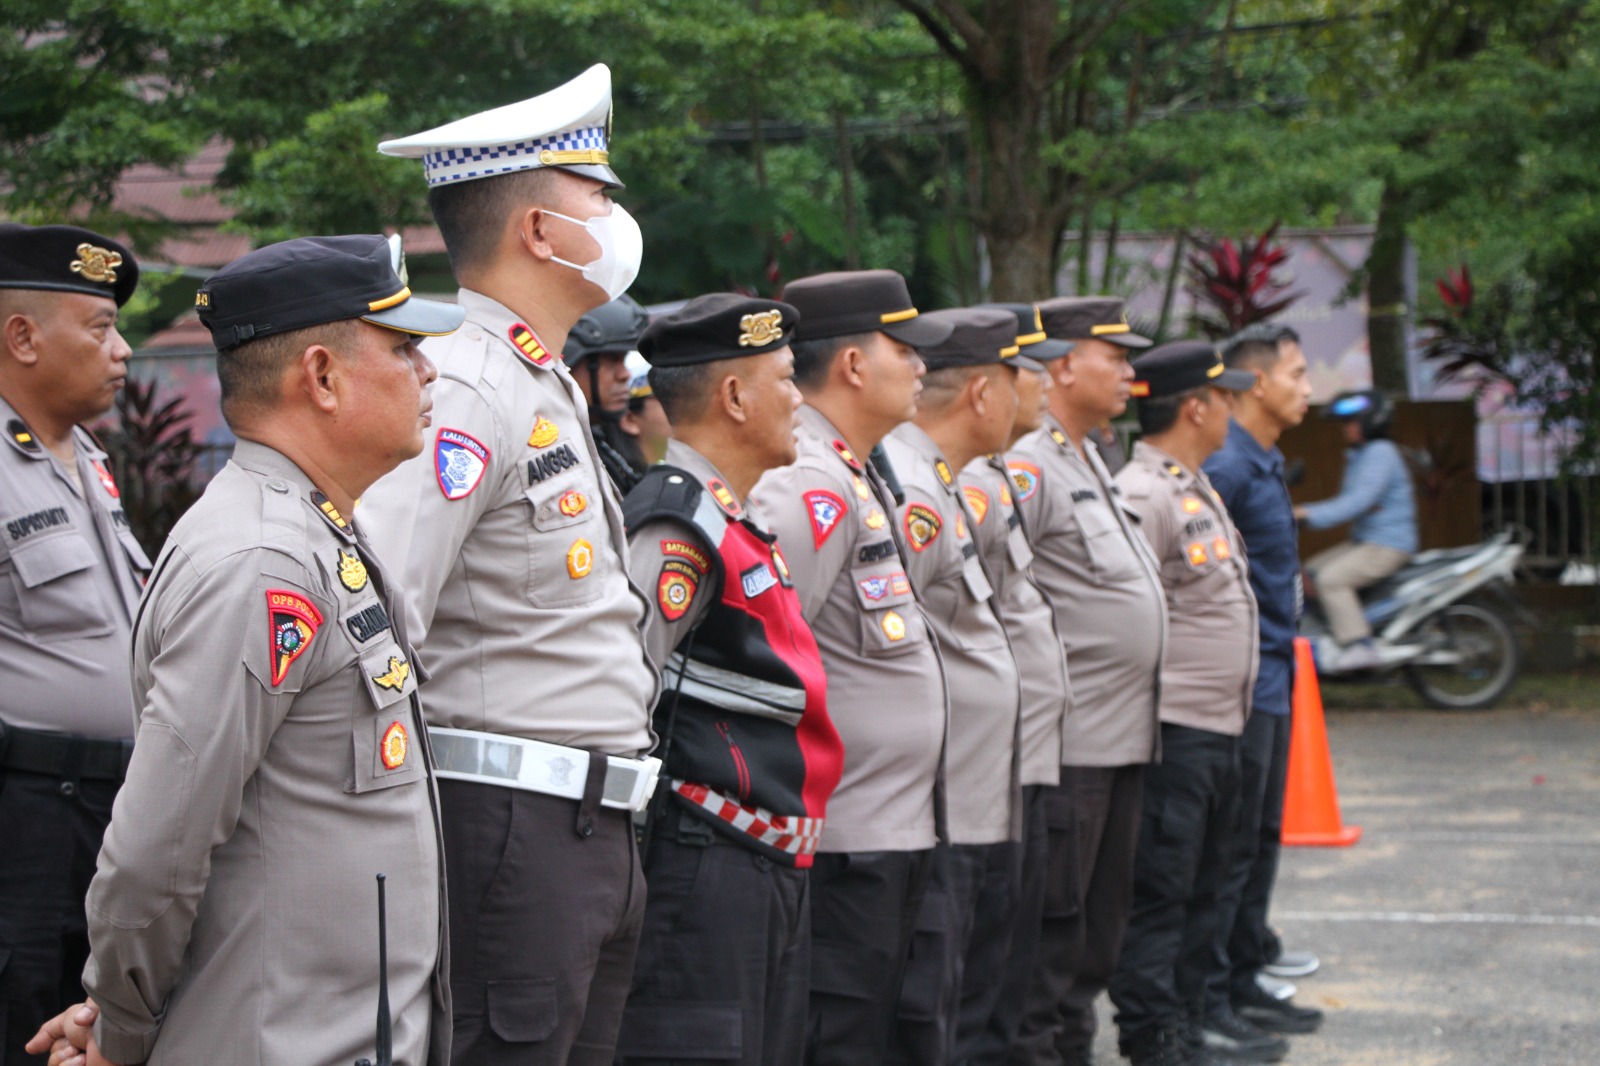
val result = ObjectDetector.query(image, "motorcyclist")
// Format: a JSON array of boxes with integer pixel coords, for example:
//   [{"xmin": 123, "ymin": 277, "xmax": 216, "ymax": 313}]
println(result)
[
  {"xmin": 564, "ymin": 293, "xmax": 652, "ymax": 490},
  {"xmin": 1294, "ymin": 389, "xmax": 1418, "ymax": 670}
]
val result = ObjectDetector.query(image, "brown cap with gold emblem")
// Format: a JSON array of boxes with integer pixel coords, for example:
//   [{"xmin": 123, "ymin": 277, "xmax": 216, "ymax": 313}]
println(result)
[
  {"xmin": 781, "ymin": 269, "xmax": 954, "ymax": 348},
  {"xmin": 639, "ymin": 292, "xmax": 799, "ymax": 367},
  {"xmin": 0, "ymin": 223, "xmax": 139, "ymax": 307},
  {"xmin": 915, "ymin": 307, "xmax": 1021, "ymax": 370},
  {"xmin": 1037, "ymin": 295, "xmax": 1152, "ymax": 348}
]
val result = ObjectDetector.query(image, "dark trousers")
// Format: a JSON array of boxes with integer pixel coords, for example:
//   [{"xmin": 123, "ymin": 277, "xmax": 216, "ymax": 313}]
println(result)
[
  {"xmin": 616, "ymin": 808, "xmax": 811, "ymax": 1066},
  {"xmin": 1010, "ymin": 765, "xmax": 1145, "ymax": 1065},
  {"xmin": 966, "ymin": 785, "xmax": 1049, "ymax": 1066},
  {"xmin": 1206, "ymin": 710, "xmax": 1291, "ymax": 1011},
  {"xmin": 806, "ymin": 848, "xmax": 934, "ymax": 1066},
  {"xmin": 0, "ymin": 769, "xmax": 117, "ymax": 1066},
  {"xmin": 952, "ymin": 836, "xmax": 1024, "ymax": 1064},
  {"xmin": 890, "ymin": 841, "xmax": 1019, "ymax": 1066},
  {"xmin": 442, "ymin": 779, "xmax": 646, "ymax": 1066},
  {"xmin": 1109, "ymin": 725, "xmax": 1242, "ymax": 1045}
]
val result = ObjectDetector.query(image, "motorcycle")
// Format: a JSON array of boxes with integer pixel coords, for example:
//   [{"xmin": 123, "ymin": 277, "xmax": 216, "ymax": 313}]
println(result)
[{"xmin": 1301, "ymin": 531, "xmax": 1526, "ymax": 710}]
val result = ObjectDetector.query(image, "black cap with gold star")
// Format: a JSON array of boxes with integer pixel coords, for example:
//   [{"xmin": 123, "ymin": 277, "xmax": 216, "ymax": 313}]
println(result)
[
  {"xmin": 639, "ymin": 292, "xmax": 799, "ymax": 368},
  {"xmin": 0, "ymin": 223, "xmax": 139, "ymax": 307}
]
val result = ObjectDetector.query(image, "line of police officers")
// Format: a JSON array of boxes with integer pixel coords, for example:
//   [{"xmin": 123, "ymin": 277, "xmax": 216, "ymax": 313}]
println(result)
[{"xmin": 5, "ymin": 62, "xmax": 1322, "ymax": 1066}]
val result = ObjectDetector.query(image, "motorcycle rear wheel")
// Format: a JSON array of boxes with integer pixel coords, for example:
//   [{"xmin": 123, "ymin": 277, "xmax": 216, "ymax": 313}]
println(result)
[{"xmin": 1403, "ymin": 601, "xmax": 1520, "ymax": 710}]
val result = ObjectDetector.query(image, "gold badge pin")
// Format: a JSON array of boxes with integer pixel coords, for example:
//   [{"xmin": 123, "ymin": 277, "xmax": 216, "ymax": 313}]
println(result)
[
  {"xmin": 881, "ymin": 610, "xmax": 907, "ymax": 642},
  {"xmin": 864, "ymin": 509, "xmax": 887, "ymax": 530},
  {"xmin": 529, "ymin": 418, "xmax": 560, "ymax": 448},
  {"xmin": 853, "ymin": 475, "xmax": 871, "ymax": 501},
  {"xmin": 70, "ymin": 243, "xmax": 122, "ymax": 284},
  {"xmin": 739, "ymin": 310, "xmax": 785, "ymax": 347},
  {"xmin": 568, "ymin": 538, "xmax": 594, "ymax": 579},
  {"xmin": 372, "ymin": 655, "xmax": 410, "ymax": 691},
  {"xmin": 336, "ymin": 549, "xmax": 368, "ymax": 592}
]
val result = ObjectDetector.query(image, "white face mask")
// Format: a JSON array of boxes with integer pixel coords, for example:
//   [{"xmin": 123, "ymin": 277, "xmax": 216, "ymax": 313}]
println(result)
[{"xmin": 544, "ymin": 204, "xmax": 643, "ymax": 301}]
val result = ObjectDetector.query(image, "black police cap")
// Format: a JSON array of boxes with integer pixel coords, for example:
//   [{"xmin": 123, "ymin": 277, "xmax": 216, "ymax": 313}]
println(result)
[
  {"xmin": 1130, "ymin": 340, "xmax": 1256, "ymax": 399},
  {"xmin": 639, "ymin": 292, "xmax": 799, "ymax": 368},
  {"xmin": 781, "ymin": 269, "xmax": 953, "ymax": 348},
  {"xmin": 196, "ymin": 235, "xmax": 464, "ymax": 351},
  {"xmin": 916, "ymin": 308, "xmax": 1020, "ymax": 371},
  {"xmin": 564, "ymin": 294, "xmax": 650, "ymax": 365},
  {"xmin": 0, "ymin": 224, "xmax": 139, "ymax": 307},
  {"xmin": 1037, "ymin": 295, "xmax": 1152, "ymax": 348},
  {"xmin": 981, "ymin": 301, "xmax": 1073, "ymax": 362}
]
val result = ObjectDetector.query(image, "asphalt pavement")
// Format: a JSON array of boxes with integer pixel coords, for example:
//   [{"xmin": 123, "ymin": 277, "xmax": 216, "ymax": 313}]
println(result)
[{"xmin": 1092, "ymin": 700, "xmax": 1600, "ymax": 1065}]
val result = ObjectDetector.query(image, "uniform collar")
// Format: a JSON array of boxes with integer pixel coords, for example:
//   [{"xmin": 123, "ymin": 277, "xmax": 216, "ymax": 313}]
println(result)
[
  {"xmin": 797, "ymin": 404, "xmax": 868, "ymax": 473},
  {"xmin": 1133, "ymin": 439, "xmax": 1200, "ymax": 488},
  {"xmin": 664, "ymin": 439, "xmax": 744, "ymax": 518},
  {"xmin": 231, "ymin": 438, "xmax": 358, "ymax": 541},
  {"xmin": 458, "ymin": 288, "xmax": 563, "ymax": 371},
  {"xmin": 890, "ymin": 422, "xmax": 958, "ymax": 496},
  {"xmin": 0, "ymin": 394, "xmax": 105, "ymax": 463},
  {"xmin": 1041, "ymin": 413, "xmax": 1076, "ymax": 455}
]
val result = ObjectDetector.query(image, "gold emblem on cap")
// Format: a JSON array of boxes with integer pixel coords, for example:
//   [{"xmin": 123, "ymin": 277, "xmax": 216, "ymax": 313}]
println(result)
[
  {"xmin": 739, "ymin": 310, "xmax": 784, "ymax": 347},
  {"xmin": 538, "ymin": 148, "xmax": 610, "ymax": 166},
  {"xmin": 70, "ymin": 244, "xmax": 122, "ymax": 285}
]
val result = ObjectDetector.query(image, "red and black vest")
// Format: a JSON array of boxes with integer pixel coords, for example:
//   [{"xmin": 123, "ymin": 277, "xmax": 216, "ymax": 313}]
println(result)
[{"xmin": 624, "ymin": 465, "xmax": 842, "ymax": 867}]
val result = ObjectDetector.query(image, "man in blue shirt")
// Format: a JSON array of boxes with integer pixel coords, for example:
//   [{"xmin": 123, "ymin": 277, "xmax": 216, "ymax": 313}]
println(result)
[
  {"xmin": 1294, "ymin": 390, "xmax": 1417, "ymax": 670},
  {"xmin": 1202, "ymin": 324, "xmax": 1325, "ymax": 1049}
]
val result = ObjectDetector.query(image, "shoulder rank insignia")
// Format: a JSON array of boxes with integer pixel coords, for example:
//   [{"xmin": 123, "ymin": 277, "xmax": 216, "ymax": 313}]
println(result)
[
  {"xmin": 529, "ymin": 418, "xmax": 560, "ymax": 448},
  {"xmin": 830, "ymin": 439, "xmax": 863, "ymax": 472},
  {"xmin": 380, "ymin": 720, "xmax": 409, "ymax": 769},
  {"xmin": 6, "ymin": 419, "xmax": 40, "ymax": 453},
  {"xmin": 804, "ymin": 489, "xmax": 846, "ymax": 548},
  {"xmin": 853, "ymin": 474, "xmax": 872, "ymax": 501},
  {"xmin": 92, "ymin": 460, "xmax": 120, "ymax": 499},
  {"xmin": 707, "ymin": 478, "xmax": 742, "ymax": 517},
  {"xmin": 658, "ymin": 561, "xmax": 699, "ymax": 621},
  {"xmin": 310, "ymin": 491, "xmax": 349, "ymax": 531},
  {"xmin": 881, "ymin": 610, "xmax": 907, "ymax": 642},
  {"xmin": 905, "ymin": 503, "xmax": 942, "ymax": 552},
  {"xmin": 435, "ymin": 428, "xmax": 490, "ymax": 500},
  {"xmin": 567, "ymin": 538, "xmax": 594, "ymax": 579},
  {"xmin": 1049, "ymin": 427, "xmax": 1069, "ymax": 447},
  {"xmin": 1167, "ymin": 463, "xmax": 1184, "ymax": 477},
  {"xmin": 935, "ymin": 459, "xmax": 953, "ymax": 486},
  {"xmin": 336, "ymin": 548, "xmax": 368, "ymax": 592},
  {"xmin": 373, "ymin": 655, "xmax": 411, "ymax": 691},
  {"xmin": 963, "ymin": 485, "xmax": 990, "ymax": 525},
  {"xmin": 509, "ymin": 322, "xmax": 553, "ymax": 366},
  {"xmin": 266, "ymin": 589, "xmax": 323, "ymax": 687},
  {"xmin": 1007, "ymin": 461, "xmax": 1041, "ymax": 503}
]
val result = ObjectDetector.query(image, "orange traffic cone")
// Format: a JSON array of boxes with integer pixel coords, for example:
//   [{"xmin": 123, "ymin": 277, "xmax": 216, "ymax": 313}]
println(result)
[{"xmin": 1281, "ymin": 636, "xmax": 1362, "ymax": 847}]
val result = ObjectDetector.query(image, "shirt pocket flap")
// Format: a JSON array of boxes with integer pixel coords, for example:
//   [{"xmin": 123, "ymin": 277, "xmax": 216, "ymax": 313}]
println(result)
[
  {"xmin": 8, "ymin": 528, "xmax": 95, "ymax": 588},
  {"xmin": 960, "ymin": 550, "xmax": 993, "ymax": 602},
  {"xmin": 351, "ymin": 643, "xmax": 424, "ymax": 794}
]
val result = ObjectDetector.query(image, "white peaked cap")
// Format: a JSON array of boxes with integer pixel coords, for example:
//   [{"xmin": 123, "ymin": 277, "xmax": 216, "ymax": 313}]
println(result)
[{"xmin": 378, "ymin": 64, "xmax": 621, "ymax": 189}]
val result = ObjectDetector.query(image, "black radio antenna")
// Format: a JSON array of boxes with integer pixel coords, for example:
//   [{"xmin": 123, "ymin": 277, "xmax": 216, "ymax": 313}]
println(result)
[{"xmin": 354, "ymin": 872, "xmax": 393, "ymax": 1066}]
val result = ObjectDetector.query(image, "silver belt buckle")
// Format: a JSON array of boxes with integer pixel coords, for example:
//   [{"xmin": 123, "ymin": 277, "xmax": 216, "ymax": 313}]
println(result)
[{"xmin": 601, "ymin": 754, "xmax": 662, "ymax": 812}]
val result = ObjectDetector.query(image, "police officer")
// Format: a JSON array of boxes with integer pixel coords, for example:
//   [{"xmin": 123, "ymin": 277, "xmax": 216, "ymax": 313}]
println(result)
[
  {"xmin": 623, "ymin": 370, "xmax": 671, "ymax": 466},
  {"xmin": 880, "ymin": 307, "xmax": 1023, "ymax": 1065},
  {"xmin": 957, "ymin": 304, "xmax": 1074, "ymax": 1066},
  {"xmin": 613, "ymin": 293, "xmax": 843, "ymax": 1066},
  {"xmin": 563, "ymin": 294, "xmax": 652, "ymax": 490},
  {"xmin": 359, "ymin": 65, "xmax": 661, "ymax": 1066},
  {"xmin": 0, "ymin": 223, "xmax": 148, "ymax": 1065},
  {"xmin": 1107, "ymin": 342, "xmax": 1264, "ymax": 1066},
  {"xmin": 29, "ymin": 234, "xmax": 460, "ymax": 1065},
  {"xmin": 1006, "ymin": 296, "xmax": 1166, "ymax": 1066},
  {"xmin": 747, "ymin": 270, "xmax": 952, "ymax": 1066}
]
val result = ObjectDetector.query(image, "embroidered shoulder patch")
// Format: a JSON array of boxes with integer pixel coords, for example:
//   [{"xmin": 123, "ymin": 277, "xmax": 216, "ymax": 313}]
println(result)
[
  {"xmin": 435, "ymin": 428, "xmax": 490, "ymax": 500},
  {"xmin": 661, "ymin": 538, "xmax": 712, "ymax": 574},
  {"xmin": 905, "ymin": 503, "xmax": 942, "ymax": 552},
  {"xmin": 266, "ymin": 589, "xmax": 323, "ymax": 687},
  {"xmin": 963, "ymin": 486, "xmax": 990, "ymax": 525},
  {"xmin": 658, "ymin": 560, "xmax": 699, "ymax": 621},
  {"xmin": 804, "ymin": 489, "xmax": 846, "ymax": 549},
  {"xmin": 1008, "ymin": 461, "xmax": 1041, "ymax": 503}
]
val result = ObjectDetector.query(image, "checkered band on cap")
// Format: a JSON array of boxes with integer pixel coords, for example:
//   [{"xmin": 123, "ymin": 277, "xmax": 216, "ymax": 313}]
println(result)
[{"xmin": 421, "ymin": 125, "xmax": 608, "ymax": 187}]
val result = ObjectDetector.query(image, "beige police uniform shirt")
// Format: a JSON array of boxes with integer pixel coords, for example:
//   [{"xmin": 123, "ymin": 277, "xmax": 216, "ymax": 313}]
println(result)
[
  {"xmin": 1008, "ymin": 415, "xmax": 1166, "ymax": 767},
  {"xmin": 83, "ymin": 440, "xmax": 448, "ymax": 1066},
  {"xmin": 359, "ymin": 289, "xmax": 657, "ymax": 755},
  {"xmin": 961, "ymin": 454, "xmax": 1072, "ymax": 786},
  {"xmin": 0, "ymin": 398, "xmax": 148, "ymax": 738},
  {"xmin": 750, "ymin": 405, "xmax": 947, "ymax": 853},
  {"xmin": 1116, "ymin": 441, "xmax": 1258, "ymax": 735},
  {"xmin": 884, "ymin": 424, "xmax": 1019, "ymax": 845}
]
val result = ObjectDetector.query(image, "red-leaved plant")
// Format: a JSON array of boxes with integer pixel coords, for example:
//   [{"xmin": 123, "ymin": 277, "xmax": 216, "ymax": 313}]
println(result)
[{"xmin": 1184, "ymin": 222, "xmax": 1303, "ymax": 339}]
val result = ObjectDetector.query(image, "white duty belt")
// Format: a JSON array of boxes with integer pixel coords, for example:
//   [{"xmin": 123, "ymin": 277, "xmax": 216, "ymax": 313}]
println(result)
[{"xmin": 428, "ymin": 726, "xmax": 661, "ymax": 813}]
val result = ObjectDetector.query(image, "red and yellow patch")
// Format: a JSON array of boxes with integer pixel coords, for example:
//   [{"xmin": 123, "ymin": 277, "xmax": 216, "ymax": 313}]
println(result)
[
  {"xmin": 528, "ymin": 418, "xmax": 560, "ymax": 448},
  {"xmin": 708, "ymin": 478, "xmax": 742, "ymax": 517},
  {"xmin": 567, "ymin": 539, "xmax": 594, "ymax": 579},
  {"xmin": 963, "ymin": 485, "xmax": 991, "ymax": 525},
  {"xmin": 661, "ymin": 538, "xmax": 712, "ymax": 574},
  {"xmin": 509, "ymin": 322, "xmax": 553, "ymax": 365},
  {"xmin": 93, "ymin": 460, "xmax": 120, "ymax": 499},
  {"xmin": 1129, "ymin": 381, "xmax": 1151, "ymax": 397},
  {"xmin": 657, "ymin": 560, "xmax": 699, "ymax": 621},
  {"xmin": 1213, "ymin": 536, "xmax": 1233, "ymax": 561},
  {"xmin": 905, "ymin": 504, "xmax": 942, "ymax": 553},
  {"xmin": 881, "ymin": 609, "xmax": 907, "ymax": 642},
  {"xmin": 830, "ymin": 439, "xmax": 863, "ymax": 471},
  {"xmin": 266, "ymin": 589, "xmax": 323, "ymax": 687},
  {"xmin": 1187, "ymin": 542, "xmax": 1209, "ymax": 568},
  {"xmin": 558, "ymin": 490, "xmax": 588, "ymax": 517},
  {"xmin": 380, "ymin": 720, "xmax": 409, "ymax": 770}
]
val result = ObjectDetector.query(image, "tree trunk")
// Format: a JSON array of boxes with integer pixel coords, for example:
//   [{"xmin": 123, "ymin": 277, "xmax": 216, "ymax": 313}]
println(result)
[
  {"xmin": 1367, "ymin": 180, "xmax": 1412, "ymax": 394},
  {"xmin": 988, "ymin": 225, "xmax": 1060, "ymax": 300}
]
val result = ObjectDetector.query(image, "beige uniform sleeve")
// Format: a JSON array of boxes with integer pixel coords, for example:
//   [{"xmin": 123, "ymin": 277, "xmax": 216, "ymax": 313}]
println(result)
[
  {"xmin": 84, "ymin": 551, "xmax": 328, "ymax": 1064},
  {"xmin": 1117, "ymin": 469, "xmax": 1177, "ymax": 565},
  {"xmin": 359, "ymin": 377, "xmax": 509, "ymax": 646},
  {"xmin": 627, "ymin": 517, "xmax": 719, "ymax": 672},
  {"xmin": 749, "ymin": 461, "xmax": 855, "ymax": 623}
]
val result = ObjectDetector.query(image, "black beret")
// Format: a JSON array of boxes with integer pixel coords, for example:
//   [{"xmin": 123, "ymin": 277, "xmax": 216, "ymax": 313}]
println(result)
[
  {"xmin": 196, "ymin": 235, "xmax": 464, "ymax": 351},
  {"xmin": 916, "ymin": 308, "xmax": 1021, "ymax": 370},
  {"xmin": 0, "ymin": 223, "xmax": 139, "ymax": 307},
  {"xmin": 781, "ymin": 269, "xmax": 953, "ymax": 348},
  {"xmin": 981, "ymin": 301, "xmax": 1073, "ymax": 361},
  {"xmin": 638, "ymin": 292, "xmax": 798, "ymax": 368},
  {"xmin": 1037, "ymin": 295, "xmax": 1152, "ymax": 348},
  {"xmin": 1130, "ymin": 340, "xmax": 1257, "ymax": 399}
]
